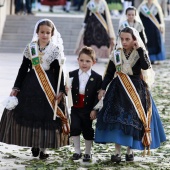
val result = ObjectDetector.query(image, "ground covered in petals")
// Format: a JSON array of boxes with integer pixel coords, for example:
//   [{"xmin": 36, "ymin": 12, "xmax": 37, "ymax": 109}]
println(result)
[{"xmin": 0, "ymin": 60, "xmax": 170, "ymax": 170}]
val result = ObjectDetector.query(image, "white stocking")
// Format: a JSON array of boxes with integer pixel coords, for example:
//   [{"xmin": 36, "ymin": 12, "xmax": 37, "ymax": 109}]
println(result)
[
  {"xmin": 72, "ymin": 136, "xmax": 81, "ymax": 154},
  {"xmin": 115, "ymin": 143, "xmax": 121, "ymax": 156},
  {"xmin": 85, "ymin": 140, "xmax": 93, "ymax": 155}
]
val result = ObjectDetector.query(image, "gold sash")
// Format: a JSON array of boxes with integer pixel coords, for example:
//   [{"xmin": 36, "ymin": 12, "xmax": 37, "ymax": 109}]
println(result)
[
  {"xmin": 142, "ymin": 5, "xmax": 160, "ymax": 31},
  {"xmin": 117, "ymin": 72, "xmax": 152, "ymax": 155},
  {"xmin": 94, "ymin": 12, "xmax": 108, "ymax": 33},
  {"xmin": 29, "ymin": 42, "xmax": 70, "ymax": 135}
]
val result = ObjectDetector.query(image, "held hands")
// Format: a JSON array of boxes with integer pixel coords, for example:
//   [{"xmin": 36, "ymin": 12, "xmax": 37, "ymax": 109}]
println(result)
[
  {"xmin": 98, "ymin": 89, "xmax": 106, "ymax": 100},
  {"xmin": 90, "ymin": 110, "xmax": 97, "ymax": 120},
  {"xmin": 133, "ymin": 41, "xmax": 140, "ymax": 50}
]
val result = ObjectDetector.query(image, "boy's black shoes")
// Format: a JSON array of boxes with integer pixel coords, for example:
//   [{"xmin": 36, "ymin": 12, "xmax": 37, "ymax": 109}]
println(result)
[
  {"xmin": 31, "ymin": 147, "xmax": 40, "ymax": 157},
  {"xmin": 72, "ymin": 153, "xmax": 82, "ymax": 160},
  {"xmin": 111, "ymin": 154, "xmax": 121, "ymax": 163},
  {"xmin": 83, "ymin": 154, "xmax": 91, "ymax": 162},
  {"xmin": 125, "ymin": 152, "xmax": 134, "ymax": 161},
  {"xmin": 39, "ymin": 151, "xmax": 49, "ymax": 159}
]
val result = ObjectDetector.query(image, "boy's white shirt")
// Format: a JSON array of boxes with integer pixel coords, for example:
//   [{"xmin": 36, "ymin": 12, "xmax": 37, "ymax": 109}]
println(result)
[{"xmin": 78, "ymin": 69, "xmax": 92, "ymax": 94}]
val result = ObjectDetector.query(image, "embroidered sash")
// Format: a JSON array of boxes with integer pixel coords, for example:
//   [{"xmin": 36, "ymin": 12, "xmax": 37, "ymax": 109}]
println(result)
[
  {"xmin": 117, "ymin": 71, "xmax": 152, "ymax": 154},
  {"xmin": 93, "ymin": 12, "xmax": 109, "ymax": 33},
  {"xmin": 141, "ymin": 5, "xmax": 160, "ymax": 31},
  {"xmin": 28, "ymin": 42, "xmax": 70, "ymax": 135}
]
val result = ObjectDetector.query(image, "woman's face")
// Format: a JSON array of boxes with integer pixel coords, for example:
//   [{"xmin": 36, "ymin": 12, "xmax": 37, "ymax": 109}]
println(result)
[
  {"xmin": 120, "ymin": 32, "xmax": 135, "ymax": 50},
  {"xmin": 126, "ymin": 10, "xmax": 136, "ymax": 22},
  {"xmin": 37, "ymin": 25, "xmax": 52, "ymax": 45}
]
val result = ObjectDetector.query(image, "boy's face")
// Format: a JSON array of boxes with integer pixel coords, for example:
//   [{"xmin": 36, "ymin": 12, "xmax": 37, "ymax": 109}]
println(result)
[{"xmin": 77, "ymin": 53, "xmax": 95, "ymax": 72}]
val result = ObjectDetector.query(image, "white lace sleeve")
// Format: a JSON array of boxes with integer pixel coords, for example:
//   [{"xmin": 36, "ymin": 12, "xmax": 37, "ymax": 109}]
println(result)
[
  {"xmin": 46, "ymin": 45, "xmax": 61, "ymax": 65},
  {"xmin": 23, "ymin": 44, "xmax": 31, "ymax": 59}
]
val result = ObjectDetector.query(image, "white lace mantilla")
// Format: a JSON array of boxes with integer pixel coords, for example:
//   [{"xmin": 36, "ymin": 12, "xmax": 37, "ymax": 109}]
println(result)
[
  {"xmin": 87, "ymin": 0, "xmax": 105, "ymax": 14},
  {"xmin": 23, "ymin": 41, "xmax": 61, "ymax": 70},
  {"xmin": 111, "ymin": 50, "xmax": 139, "ymax": 75},
  {"xmin": 120, "ymin": 21, "xmax": 143, "ymax": 33}
]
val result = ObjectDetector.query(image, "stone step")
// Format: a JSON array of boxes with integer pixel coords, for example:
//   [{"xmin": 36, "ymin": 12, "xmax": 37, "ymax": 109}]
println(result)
[
  {"xmin": 1, "ymin": 33, "xmax": 78, "ymax": 41},
  {"xmin": 0, "ymin": 15, "xmax": 170, "ymax": 58},
  {"xmin": 0, "ymin": 46, "xmax": 75, "ymax": 55}
]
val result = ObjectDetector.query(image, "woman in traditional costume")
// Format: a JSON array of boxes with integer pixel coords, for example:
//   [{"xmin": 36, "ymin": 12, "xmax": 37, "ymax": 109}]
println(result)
[
  {"xmin": 75, "ymin": 0, "xmax": 115, "ymax": 59},
  {"xmin": 0, "ymin": 19, "xmax": 69, "ymax": 159},
  {"xmin": 118, "ymin": 6, "xmax": 147, "ymax": 45},
  {"xmin": 138, "ymin": 0, "xmax": 166, "ymax": 64},
  {"xmin": 95, "ymin": 27, "xmax": 166, "ymax": 163}
]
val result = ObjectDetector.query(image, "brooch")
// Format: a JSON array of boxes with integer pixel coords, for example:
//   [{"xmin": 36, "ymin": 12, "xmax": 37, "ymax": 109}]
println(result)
[{"xmin": 90, "ymin": 78, "xmax": 94, "ymax": 81}]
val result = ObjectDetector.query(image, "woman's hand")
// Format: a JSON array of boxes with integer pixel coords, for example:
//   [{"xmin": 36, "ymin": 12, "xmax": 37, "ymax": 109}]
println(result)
[
  {"xmin": 10, "ymin": 89, "xmax": 19, "ymax": 96},
  {"xmin": 110, "ymin": 38, "xmax": 114, "ymax": 51},
  {"xmin": 98, "ymin": 89, "xmax": 106, "ymax": 100},
  {"xmin": 90, "ymin": 110, "xmax": 97, "ymax": 120},
  {"xmin": 55, "ymin": 92, "xmax": 63, "ymax": 104},
  {"xmin": 133, "ymin": 41, "xmax": 140, "ymax": 50}
]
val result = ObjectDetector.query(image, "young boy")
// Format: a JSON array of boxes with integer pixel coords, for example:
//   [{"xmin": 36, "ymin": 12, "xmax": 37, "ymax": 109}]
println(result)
[{"xmin": 66, "ymin": 46, "xmax": 102, "ymax": 162}]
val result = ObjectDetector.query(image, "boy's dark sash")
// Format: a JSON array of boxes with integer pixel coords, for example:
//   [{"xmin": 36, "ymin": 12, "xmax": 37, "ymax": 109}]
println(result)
[
  {"xmin": 28, "ymin": 42, "xmax": 70, "ymax": 134},
  {"xmin": 117, "ymin": 71, "xmax": 152, "ymax": 154}
]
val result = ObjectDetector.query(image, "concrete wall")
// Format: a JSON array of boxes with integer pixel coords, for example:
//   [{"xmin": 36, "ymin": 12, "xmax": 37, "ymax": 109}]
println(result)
[{"xmin": 0, "ymin": 0, "xmax": 13, "ymax": 39}]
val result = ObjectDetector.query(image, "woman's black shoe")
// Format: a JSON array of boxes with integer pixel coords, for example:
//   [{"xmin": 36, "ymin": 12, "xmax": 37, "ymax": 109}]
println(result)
[
  {"xmin": 125, "ymin": 152, "xmax": 134, "ymax": 161},
  {"xmin": 39, "ymin": 151, "xmax": 49, "ymax": 159},
  {"xmin": 72, "ymin": 153, "xmax": 82, "ymax": 160},
  {"xmin": 31, "ymin": 147, "xmax": 40, "ymax": 157},
  {"xmin": 111, "ymin": 154, "xmax": 121, "ymax": 163}
]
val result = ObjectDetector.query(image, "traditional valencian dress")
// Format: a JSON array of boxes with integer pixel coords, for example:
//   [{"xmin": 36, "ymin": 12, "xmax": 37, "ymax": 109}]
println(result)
[
  {"xmin": 0, "ymin": 33, "xmax": 69, "ymax": 148},
  {"xmin": 95, "ymin": 28, "xmax": 166, "ymax": 152},
  {"xmin": 75, "ymin": 0, "xmax": 115, "ymax": 58},
  {"xmin": 138, "ymin": 0, "xmax": 165, "ymax": 62}
]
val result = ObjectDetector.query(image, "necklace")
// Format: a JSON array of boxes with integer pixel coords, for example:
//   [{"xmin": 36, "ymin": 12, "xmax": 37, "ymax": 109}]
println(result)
[
  {"xmin": 123, "ymin": 48, "xmax": 133, "ymax": 59},
  {"xmin": 38, "ymin": 41, "xmax": 49, "ymax": 52}
]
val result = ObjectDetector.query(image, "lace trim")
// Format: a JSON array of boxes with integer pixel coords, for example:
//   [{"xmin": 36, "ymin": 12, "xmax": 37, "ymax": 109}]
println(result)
[
  {"xmin": 111, "ymin": 50, "xmax": 139, "ymax": 75},
  {"xmin": 23, "ymin": 42, "xmax": 61, "ymax": 70}
]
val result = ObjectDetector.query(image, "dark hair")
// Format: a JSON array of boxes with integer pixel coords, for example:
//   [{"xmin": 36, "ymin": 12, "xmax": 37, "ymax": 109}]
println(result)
[
  {"xmin": 36, "ymin": 20, "xmax": 54, "ymax": 36},
  {"xmin": 78, "ymin": 46, "xmax": 96, "ymax": 62},
  {"xmin": 120, "ymin": 27, "xmax": 136, "ymax": 40},
  {"xmin": 125, "ymin": 6, "xmax": 136, "ymax": 15}
]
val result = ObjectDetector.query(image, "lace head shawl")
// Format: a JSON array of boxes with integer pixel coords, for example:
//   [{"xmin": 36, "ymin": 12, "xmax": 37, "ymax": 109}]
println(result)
[
  {"xmin": 23, "ymin": 18, "xmax": 65, "ymax": 66},
  {"xmin": 119, "ymin": 6, "xmax": 143, "ymax": 28},
  {"xmin": 119, "ymin": 6, "xmax": 147, "ymax": 43},
  {"xmin": 116, "ymin": 26, "xmax": 155, "ymax": 89}
]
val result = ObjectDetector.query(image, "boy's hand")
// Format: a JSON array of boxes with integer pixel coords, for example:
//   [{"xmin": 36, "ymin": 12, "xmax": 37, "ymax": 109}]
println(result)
[
  {"xmin": 90, "ymin": 110, "xmax": 97, "ymax": 120},
  {"xmin": 65, "ymin": 85, "xmax": 69, "ymax": 95}
]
